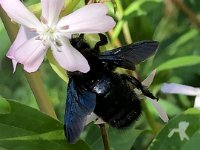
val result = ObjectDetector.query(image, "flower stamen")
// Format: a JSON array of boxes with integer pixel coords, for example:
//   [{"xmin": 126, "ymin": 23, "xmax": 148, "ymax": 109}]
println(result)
[
  {"xmin": 29, "ymin": 28, "xmax": 37, "ymax": 32},
  {"xmin": 40, "ymin": 16, "xmax": 48, "ymax": 24},
  {"xmin": 60, "ymin": 25, "xmax": 69, "ymax": 30}
]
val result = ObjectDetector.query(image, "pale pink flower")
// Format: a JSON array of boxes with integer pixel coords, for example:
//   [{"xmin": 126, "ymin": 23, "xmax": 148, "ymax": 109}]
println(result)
[
  {"xmin": 1, "ymin": 0, "xmax": 115, "ymax": 73},
  {"xmin": 161, "ymin": 83, "xmax": 200, "ymax": 109}
]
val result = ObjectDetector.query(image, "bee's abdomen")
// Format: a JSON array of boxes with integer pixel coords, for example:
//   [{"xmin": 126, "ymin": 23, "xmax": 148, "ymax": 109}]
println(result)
[
  {"xmin": 107, "ymin": 96, "xmax": 141, "ymax": 128},
  {"xmin": 94, "ymin": 74, "xmax": 142, "ymax": 128}
]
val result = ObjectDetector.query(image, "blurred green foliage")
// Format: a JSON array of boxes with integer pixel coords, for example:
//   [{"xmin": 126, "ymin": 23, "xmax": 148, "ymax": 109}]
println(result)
[
  {"xmin": 0, "ymin": 98, "xmax": 90, "ymax": 149},
  {"xmin": 1, "ymin": 0, "xmax": 200, "ymax": 149}
]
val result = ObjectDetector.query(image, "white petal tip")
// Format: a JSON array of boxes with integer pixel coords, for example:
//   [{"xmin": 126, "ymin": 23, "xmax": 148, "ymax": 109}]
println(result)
[
  {"xmin": 12, "ymin": 60, "xmax": 17, "ymax": 73},
  {"xmin": 142, "ymin": 70, "xmax": 157, "ymax": 87},
  {"xmin": 77, "ymin": 62, "xmax": 90, "ymax": 73},
  {"xmin": 94, "ymin": 118, "xmax": 106, "ymax": 124},
  {"xmin": 161, "ymin": 83, "xmax": 172, "ymax": 93},
  {"xmin": 66, "ymin": 63, "xmax": 90, "ymax": 73},
  {"xmin": 147, "ymin": 98, "xmax": 169, "ymax": 123},
  {"xmin": 161, "ymin": 115, "xmax": 169, "ymax": 123},
  {"xmin": 161, "ymin": 83, "xmax": 198, "ymax": 96},
  {"xmin": 194, "ymin": 96, "xmax": 200, "ymax": 109},
  {"xmin": 6, "ymin": 55, "xmax": 17, "ymax": 73},
  {"xmin": 86, "ymin": 113, "xmax": 98, "ymax": 125}
]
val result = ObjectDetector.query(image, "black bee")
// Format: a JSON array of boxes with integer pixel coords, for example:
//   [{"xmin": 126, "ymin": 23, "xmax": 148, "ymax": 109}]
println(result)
[{"xmin": 65, "ymin": 34, "xmax": 159, "ymax": 144}]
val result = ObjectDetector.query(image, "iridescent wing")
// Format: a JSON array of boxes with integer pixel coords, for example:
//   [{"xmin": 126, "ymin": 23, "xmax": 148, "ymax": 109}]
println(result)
[
  {"xmin": 98, "ymin": 41, "xmax": 159, "ymax": 70},
  {"xmin": 64, "ymin": 78, "xmax": 96, "ymax": 143}
]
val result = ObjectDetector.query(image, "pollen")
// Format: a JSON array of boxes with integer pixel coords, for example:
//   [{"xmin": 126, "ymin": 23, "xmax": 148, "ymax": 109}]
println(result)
[{"xmin": 36, "ymin": 24, "xmax": 62, "ymax": 47}]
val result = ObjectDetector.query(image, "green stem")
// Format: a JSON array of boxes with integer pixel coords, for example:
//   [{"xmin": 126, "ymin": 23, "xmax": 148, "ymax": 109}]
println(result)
[
  {"xmin": 122, "ymin": 22, "xmax": 132, "ymax": 44},
  {"xmin": 99, "ymin": 124, "xmax": 110, "ymax": 150},
  {"xmin": 172, "ymin": 0, "xmax": 200, "ymax": 28},
  {"xmin": 62, "ymin": 0, "xmax": 81, "ymax": 15},
  {"xmin": 0, "ymin": 9, "xmax": 18, "ymax": 41},
  {"xmin": 24, "ymin": 72, "xmax": 57, "ymax": 119},
  {"xmin": 115, "ymin": 0, "xmax": 132, "ymax": 44},
  {"xmin": 0, "ymin": 7, "xmax": 57, "ymax": 119},
  {"xmin": 114, "ymin": 1, "xmax": 157, "ymax": 134},
  {"xmin": 141, "ymin": 101, "xmax": 158, "ymax": 134}
]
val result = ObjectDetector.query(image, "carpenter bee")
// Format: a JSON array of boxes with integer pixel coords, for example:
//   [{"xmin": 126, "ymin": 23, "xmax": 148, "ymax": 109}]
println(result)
[{"xmin": 65, "ymin": 34, "xmax": 159, "ymax": 143}]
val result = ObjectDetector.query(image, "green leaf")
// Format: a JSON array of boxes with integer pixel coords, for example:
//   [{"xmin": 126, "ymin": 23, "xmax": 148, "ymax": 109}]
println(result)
[
  {"xmin": 182, "ymin": 130, "xmax": 200, "ymax": 150},
  {"xmin": 111, "ymin": 20, "xmax": 125, "ymax": 43},
  {"xmin": 156, "ymin": 56, "xmax": 200, "ymax": 72},
  {"xmin": 0, "ymin": 20, "xmax": 10, "ymax": 61},
  {"xmin": 149, "ymin": 108, "xmax": 200, "ymax": 150},
  {"xmin": 124, "ymin": 0, "xmax": 161, "ymax": 17},
  {"xmin": 85, "ymin": 124, "xmax": 141, "ymax": 150},
  {"xmin": 0, "ymin": 147, "xmax": 8, "ymax": 150},
  {"xmin": 62, "ymin": 0, "xmax": 82, "ymax": 15},
  {"xmin": 167, "ymin": 29, "xmax": 199, "ymax": 55},
  {"xmin": 0, "ymin": 97, "xmax": 10, "ymax": 114},
  {"xmin": 108, "ymin": 127, "xmax": 141, "ymax": 150},
  {"xmin": 0, "ymin": 98, "xmax": 90, "ymax": 150},
  {"xmin": 112, "ymin": 0, "xmax": 161, "ymax": 42}
]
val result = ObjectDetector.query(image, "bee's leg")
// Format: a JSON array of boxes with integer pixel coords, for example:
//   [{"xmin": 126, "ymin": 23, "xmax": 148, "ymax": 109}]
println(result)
[
  {"xmin": 121, "ymin": 74, "xmax": 158, "ymax": 100},
  {"xmin": 94, "ymin": 34, "xmax": 108, "ymax": 53},
  {"xmin": 79, "ymin": 34, "xmax": 84, "ymax": 39}
]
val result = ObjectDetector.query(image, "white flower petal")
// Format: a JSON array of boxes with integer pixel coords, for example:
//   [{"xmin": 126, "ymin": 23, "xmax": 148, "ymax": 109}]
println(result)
[
  {"xmin": 135, "ymin": 70, "xmax": 156, "ymax": 95},
  {"xmin": 41, "ymin": 0, "xmax": 64, "ymax": 26},
  {"xmin": 86, "ymin": 113, "xmax": 105, "ymax": 125},
  {"xmin": 147, "ymin": 98, "xmax": 169, "ymax": 123},
  {"xmin": 57, "ymin": 3, "xmax": 115, "ymax": 34},
  {"xmin": 6, "ymin": 26, "xmax": 37, "ymax": 72},
  {"xmin": 86, "ymin": 113, "xmax": 98, "ymax": 125},
  {"xmin": 142, "ymin": 70, "xmax": 156, "ymax": 87},
  {"xmin": 94, "ymin": 118, "xmax": 105, "ymax": 125},
  {"xmin": 14, "ymin": 36, "xmax": 48, "ymax": 72},
  {"xmin": 6, "ymin": 26, "xmax": 27, "ymax": 72},
  {"xmin": 23, "ymin": 50, "xmax": 47, "ymax": 72},
  {"xmin": 1, "ymin": 0, "xmax": 42, "ymax": 29},
  {"xmin": 194, "ymin": 96, "xmax": 200, "ymax": 109},
  {"xmin": 51, "ymin": 38, "xmax": 90, "ymax": 73},
  {"xmin": 161, "ymin": 83, "xmax": 199, "ymax": 96}
]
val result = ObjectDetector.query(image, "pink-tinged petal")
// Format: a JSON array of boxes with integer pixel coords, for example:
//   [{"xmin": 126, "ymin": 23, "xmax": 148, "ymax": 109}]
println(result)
[
  {"xmin": 6, "ymin": 26, "xmax": 37, "ymax": 72},
  {"xmin": 6, "ymin": 26, "xmax": 35, "ymax": 58},
  {"xmin": 147, "ymin": 98, "xmax": 169, "ymax": 123},
  {"xmin": 142, "ymin": 70, "xmax": 157, "ymax": 87},
  {"xmin": 57, "ymin": 3, "xmax": 115, "ymax": 34},
  {"xmin": 14, "ymin": 36, "xmax": 48, "ymax": 72},
  {"xmin": 1, "ymin": 0, "xmax": 41, "ymax": 29},
  {"xmin": 194, "ymin": 95, "xmax": 200, "ymax": 109},
  {"xmin": 23, "ymin": 49, "xmax": 47, "ymax": 72},
  {"xmin": 41, "ymin": 0, "xmax": 64, "ymax": 26},
  {"xmin": 161, "ymin": 83, "xmax": 198, "ymax": 96},
  {"xmin": 6, "ymin": 26, "xmax": 27, "ymax": 72},
  {"xmin": 51, "ymin": 38, "xmax": 90, "ymax": 73}
]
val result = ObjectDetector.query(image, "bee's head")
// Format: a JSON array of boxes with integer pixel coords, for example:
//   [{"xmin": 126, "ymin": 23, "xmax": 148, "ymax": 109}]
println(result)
[{"xmin": 70, "ymin": 34, "xmax": 91, "ymax": 57}]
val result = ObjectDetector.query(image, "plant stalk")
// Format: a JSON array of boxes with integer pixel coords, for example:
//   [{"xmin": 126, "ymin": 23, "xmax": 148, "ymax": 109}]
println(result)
[
  {"xmin": 24, "ymin": 72, "xmax": 57, "ymax": 119},
  {"xmin": 171, "ymin": 0, "xmax": 200, "ymax": 28},
  {"xmin": 0, "ymin": 7, "xmax": 57, "ymax": 119},
  {"xmin": 99, "ymin": 124, "xmax": 110, "ymax": 150},
  {"xmin": 141, "ymin": 101, "xmax": 158, "ymax": 134}
]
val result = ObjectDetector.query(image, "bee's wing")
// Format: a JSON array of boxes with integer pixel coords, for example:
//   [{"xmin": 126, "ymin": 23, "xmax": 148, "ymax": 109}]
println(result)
[
  {"xmin": 98, "ymin": 41, "xmax": 158, "ymax": 70},
  {"xmin": 64, "ymin": 78, "xmax": 96, "ymax": 144}
]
